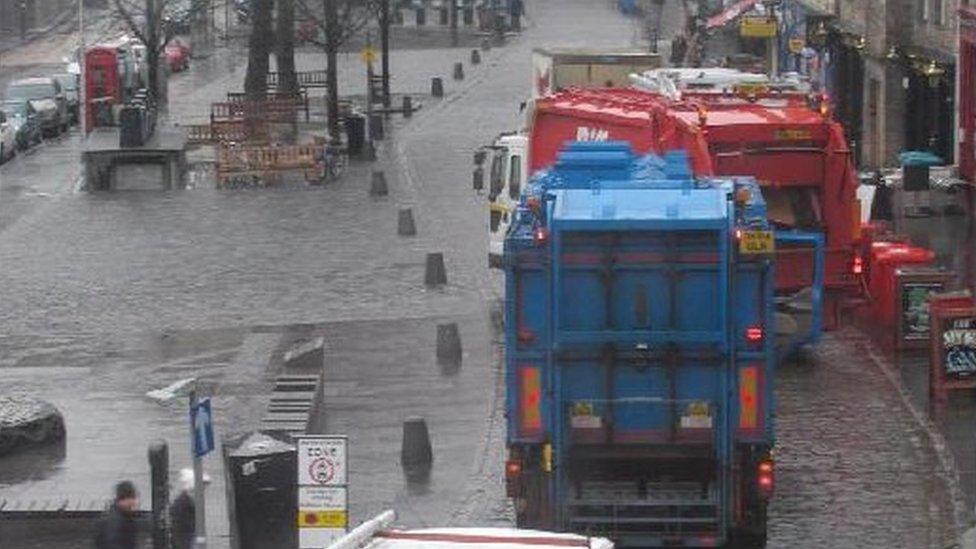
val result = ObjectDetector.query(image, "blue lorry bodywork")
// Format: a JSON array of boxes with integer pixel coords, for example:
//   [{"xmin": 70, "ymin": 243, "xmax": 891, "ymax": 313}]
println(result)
[{"xmin": 503, "ymin": 142, "xmax": 776, "ymax": 547}]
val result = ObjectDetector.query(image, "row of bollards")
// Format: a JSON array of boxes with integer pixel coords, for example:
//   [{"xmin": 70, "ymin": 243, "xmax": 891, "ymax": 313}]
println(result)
[{"xmin": 430, "ymin": 48, "xmax": 484, "ymax": 97}]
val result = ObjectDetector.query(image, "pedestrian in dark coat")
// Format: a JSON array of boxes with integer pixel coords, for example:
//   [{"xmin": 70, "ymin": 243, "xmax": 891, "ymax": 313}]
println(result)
[
  {"xmin": 94, "ymin": 481, "xmax": 139, "ymax": 549},
  {"xmin": 170, "ymin": 469, "xmax": 196, "ymax": 549}
]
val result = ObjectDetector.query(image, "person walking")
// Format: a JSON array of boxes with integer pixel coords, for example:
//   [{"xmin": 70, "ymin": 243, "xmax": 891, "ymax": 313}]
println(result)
[
  {"xmin": 94, "ymin": 481, "xmax": 139, "ymax": 549},
  {"xmin": 169, "ymin": 469, "xmax": 196, "ymax": 549}
]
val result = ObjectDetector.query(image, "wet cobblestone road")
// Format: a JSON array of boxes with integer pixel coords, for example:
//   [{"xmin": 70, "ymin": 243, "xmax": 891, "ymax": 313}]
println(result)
[{"xmin": 0, "ymin": 0, "xmax": 971, "ymax": 547}]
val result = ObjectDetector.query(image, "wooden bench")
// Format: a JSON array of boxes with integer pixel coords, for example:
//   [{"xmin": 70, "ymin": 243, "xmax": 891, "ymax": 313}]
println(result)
[
  {"xmin": 210, "ymin": 97, "xmax": 308, "ymax": 125},
  {"xmin": 266, "ymin": 70, "xmax": 329, "ymax": 90},
  {"xmin": 215, "ymin": 144, "xmax": 326, "ymax": 187},
  {"xmin": 226, "ymin": 91, "xmax": 310, "ymax": 121}
]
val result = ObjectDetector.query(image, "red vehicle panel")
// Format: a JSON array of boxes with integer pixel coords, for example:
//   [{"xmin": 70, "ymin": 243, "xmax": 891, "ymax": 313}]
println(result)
[{"xmin": 529, "ymin": 88, "xmax": 863, "ymax": 328}]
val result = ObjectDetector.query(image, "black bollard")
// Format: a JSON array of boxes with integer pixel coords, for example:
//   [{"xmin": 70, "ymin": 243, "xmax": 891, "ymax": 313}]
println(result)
[
  {"xmin": 425, "ymin": 252, "xmax": 447, "ymax": 286},
  {"xmin": 470, "ymin": 49, "xmax": 481, "ymax": 65},
  {"xmin": 403, "ymin": 96, "xmax": 413, "ymax": 117},
  {"xmin": 362, "ymin": 138, "xmax": 377, "ymax": 161},
  {"xmin": 370, "ymin": 170, "xmax": 388, "ymax": 196},
  {"xmin": 431, "ymin": 77, "xmax": 444, "ymax": 97},
  {"xmin": 436, "ymin": 323, "xmax": 462, "ymax": 366},
  {"xmin": 369, "ymin": 113, "xmax": 384, "ymax": 141},
  {"xmin": 401, "ymin": 417, "xmax": 433, "ymax": 468},
  {"xmin": 398, "ymin": 208, "xmax": 417, "ymax": 236},
  {"xmin": 148, "ymin": 441, "xmax": 170, "ymax": 549},
  {"xmin": 453, "ymin": 62, "xmax": 464, "ymax": 80}
]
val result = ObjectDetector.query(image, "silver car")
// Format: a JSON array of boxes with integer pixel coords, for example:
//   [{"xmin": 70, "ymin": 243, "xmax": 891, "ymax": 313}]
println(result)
[{"xmin": 4, "ymin": 77, "xmax": 69, "ymax": 136}]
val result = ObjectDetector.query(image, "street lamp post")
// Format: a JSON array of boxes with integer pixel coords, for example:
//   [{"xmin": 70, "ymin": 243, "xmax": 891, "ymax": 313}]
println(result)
[
  {"xmin": 146, "ymin": 378, "xmax": 209, "ymax": 549},
  {"xmin": 79, "ymin": 0, "xmax": 85, "ymax": 133}
]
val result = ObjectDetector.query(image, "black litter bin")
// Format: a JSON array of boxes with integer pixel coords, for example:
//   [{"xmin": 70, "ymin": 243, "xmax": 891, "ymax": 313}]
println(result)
[
  {"xmin": 345, "ymin": 114, "xmax": 366, "ymax": 157},
  {"xmin": 369, "ymin": 113, "xmax": 384, "ymax": 141},
  {"xmin": 903, "ymin": 164, "xmax": 931, "ymax": 191},
  {"xmin": 223, "ymin": 431, "xmax": 297, "ymax": 549},
  {"xmin": 119, "ymin": 105, "xmax": 146, "ymax": 147}
]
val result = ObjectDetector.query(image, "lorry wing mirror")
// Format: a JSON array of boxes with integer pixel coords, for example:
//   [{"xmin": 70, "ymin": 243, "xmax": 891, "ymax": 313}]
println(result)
[
  {"xmin": 474, "ymin": 149, "xmax": 487, "ymax": 165},
  {"xmin": 473, "ymin": 166, "xmax": 485, "ymax": 191},
  {"xmin": 490, "ymin": 209, "xmax": 501, "ymax": 232}
]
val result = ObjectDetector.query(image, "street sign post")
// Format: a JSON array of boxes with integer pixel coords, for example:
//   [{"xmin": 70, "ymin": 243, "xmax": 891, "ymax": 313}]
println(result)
[{"xmin": 296, "ymin": 435, "xmax": 348, "ymax": 549}]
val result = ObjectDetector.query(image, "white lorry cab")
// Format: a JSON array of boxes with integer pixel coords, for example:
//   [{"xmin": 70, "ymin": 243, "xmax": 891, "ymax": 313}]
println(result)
[
  {"xmin": 328, "ymin": 510, "xmax": 613, "ymax": 549},
  {"xmin": 473, "ymin": 131, "xmax": 530, "ymax": 269}
]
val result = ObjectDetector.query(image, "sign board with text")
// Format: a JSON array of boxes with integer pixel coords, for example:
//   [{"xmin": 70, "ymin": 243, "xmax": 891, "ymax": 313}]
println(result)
[
  {"xmin": 740, "ymin": 16, "xmax": 777, "ymax": 38},
  {"xmin": 297, "ymin": 436, "xmax": 349, "ymax": 549}
]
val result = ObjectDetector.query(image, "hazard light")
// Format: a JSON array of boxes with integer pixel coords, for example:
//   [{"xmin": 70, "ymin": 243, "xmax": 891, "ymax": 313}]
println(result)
[
  {"xmin": 520, "ymin": 366, "xmax": 542, "ymax": 435},
  {"xmin": 745, "ymin": 326, "xmax": 763, "ymax": 343},
  {"xmin": 739, "ymin": 366, "xmax": 760, "ymax": 431}
]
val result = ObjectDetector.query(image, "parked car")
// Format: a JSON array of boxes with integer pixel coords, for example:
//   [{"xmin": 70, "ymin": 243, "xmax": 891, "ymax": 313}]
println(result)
[
  {"xmin": 0, "ymin": 99, "xmax": 43, "ymax": 149},
  {"xmin": 0, "ymin": 110, "xmax": 16, "ymax": 163},
  {"xmin": 165, "ymin": 39, "xmax": 191, "ymax": 72},
  {"xmin": 3, "ymin": 77, "xmax": 69, "ymax": 135},
  {"xmin": 52, "ymin": 73, "xmax": 80, "ymax": 124}
]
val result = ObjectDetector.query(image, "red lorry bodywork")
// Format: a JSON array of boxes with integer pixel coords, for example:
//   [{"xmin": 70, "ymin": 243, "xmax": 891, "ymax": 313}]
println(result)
[{"xmin": 530, "ymin": 88, "xmax": 861, "ymax": 328}]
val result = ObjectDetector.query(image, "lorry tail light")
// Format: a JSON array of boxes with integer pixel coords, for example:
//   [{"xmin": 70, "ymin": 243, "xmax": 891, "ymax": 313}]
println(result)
[
  {"xmin": 505, "ymin": 459, "xmax": 522, "ymax": 479},
  {"xmin": 533, "ymin": 227, "xmax": 549, "ymax": 246},
  {"xmin": 505, "ymin": 458, "xmax": 521, "ymax": 497},
  {"xmin": 745, "ymin": 326, "xmax": 763, "ymax": 343},
  {"xmin": 852, "ymin": 255, "xmax": 864, "ymax": 275},
  {"xmin": 757, "ymin": 458, "xmax": 775, "ymax": 497}
]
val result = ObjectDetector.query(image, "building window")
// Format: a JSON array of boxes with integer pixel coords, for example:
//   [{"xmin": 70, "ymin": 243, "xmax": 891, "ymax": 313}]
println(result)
[
  {"xmin": 919, "ymin": 0, "xmax": 929, "ymax": 21},
  {"xmin": 933, "ymin": 0, "xmax": 944, "ymax": 24}
]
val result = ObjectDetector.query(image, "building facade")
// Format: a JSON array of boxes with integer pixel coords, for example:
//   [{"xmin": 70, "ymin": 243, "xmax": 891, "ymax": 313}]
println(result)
[{"xmin": 792, "ymin": 0, "xmax": 958, "ymax": 169}]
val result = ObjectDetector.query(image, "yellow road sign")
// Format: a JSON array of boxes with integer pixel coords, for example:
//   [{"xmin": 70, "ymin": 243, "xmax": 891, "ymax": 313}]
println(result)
[
  {"xmin": 298, "ymin": 509, "xmax": 348, "ymax": 528},
  {"xmin": 740, "ymin": 16, "xmax": 777, "ymax": 38},
  {"xmin": 361, "ymin": 46, "xmax": 377, "ymax": 65}
]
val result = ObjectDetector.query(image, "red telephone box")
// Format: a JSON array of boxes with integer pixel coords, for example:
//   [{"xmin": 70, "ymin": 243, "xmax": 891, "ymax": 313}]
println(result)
[{"xmin": 84, "ymin": 46, "xmax": 122, "ymax": 132}]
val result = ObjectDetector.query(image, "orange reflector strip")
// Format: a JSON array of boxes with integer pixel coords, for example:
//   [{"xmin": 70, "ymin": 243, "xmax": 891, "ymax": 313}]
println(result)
[
  {"xmin": 520, "ymin": 366, "xmax": 542, "ymax": 434},
  {"xmin": 739, "ymin": 366, "xmax": 759, "ymax": 430}
]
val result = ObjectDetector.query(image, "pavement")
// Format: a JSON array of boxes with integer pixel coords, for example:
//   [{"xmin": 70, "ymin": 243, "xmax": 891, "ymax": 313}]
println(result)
[{"xmin": 0, "ymin": 1, "xmax": 974, "ymax": 549}]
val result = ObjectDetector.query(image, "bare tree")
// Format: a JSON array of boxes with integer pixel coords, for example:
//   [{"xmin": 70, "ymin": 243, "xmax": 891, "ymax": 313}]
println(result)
[
  {"xmin": 110, "ymin": 0, "xmax": 190, "ymax": 105},
  {"xmin": 276, "ymin": 0, "xmax": 299, "ymax": 94},
  {"xmin": 295, "ymin": 0, "xmax": 378, "ymax": 139},
  {"xmin": 244, "ymin": 0, "xmax": 274, "ymax": 101}
]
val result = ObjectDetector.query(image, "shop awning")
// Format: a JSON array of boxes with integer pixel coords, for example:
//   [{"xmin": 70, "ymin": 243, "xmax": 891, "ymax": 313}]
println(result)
[{"xmin": 706, "ymin": 0, "xmax": 760, "ymax": 29}]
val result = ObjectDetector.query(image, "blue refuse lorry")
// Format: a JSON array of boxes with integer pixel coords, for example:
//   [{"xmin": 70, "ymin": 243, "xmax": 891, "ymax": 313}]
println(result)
[{"xmin": 503, "ymin": 142, "xmax": 775, "ymax": 547}]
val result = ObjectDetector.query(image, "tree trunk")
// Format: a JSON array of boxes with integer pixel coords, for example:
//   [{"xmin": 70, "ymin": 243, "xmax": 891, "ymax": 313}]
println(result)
[
  {"xmin": 146, "ymin": 0, "xmax": 159, "ymax": 101},
  {"xmin": 276, "ymin": 0, "xmax": 299, "ymax": 94},
  {"xmin": 245, "ymin": 0, "xmax": 274, "ymax": 101},
  {"xmin": 324, "ymin": 0, "xmax": 340, "ymax": 140}
]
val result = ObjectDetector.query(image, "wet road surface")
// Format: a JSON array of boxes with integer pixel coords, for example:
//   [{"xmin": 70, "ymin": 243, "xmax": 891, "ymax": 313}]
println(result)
[{"xmin": 0, "ymin": 0, "xmax": 972, "ymax": 547}]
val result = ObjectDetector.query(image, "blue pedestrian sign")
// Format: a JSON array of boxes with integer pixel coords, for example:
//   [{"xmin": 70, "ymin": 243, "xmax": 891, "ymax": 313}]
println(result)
[{"xmin": 190, "ymin": 398, "xmax": 214, "ymax": 457}]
